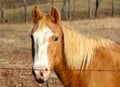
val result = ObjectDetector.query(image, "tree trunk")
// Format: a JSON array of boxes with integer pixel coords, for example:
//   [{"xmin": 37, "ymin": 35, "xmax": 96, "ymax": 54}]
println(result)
[
  {"xmin": 24, "ymin": 0, "xmax": 27, "ymax": 22},
  {"xmin": 61, "ymin": 0, "xmax": 67, "ymax": 20},
  {"xmin": 1, "ymin": 0, "xmax": 4, "ymax": 23},
  {"xmin": 52, "ymin": 0, "xmax": 54, "ymax": 7},
  {"xmin": 13, "ymin": 0, "xmax": 16, "ymax": 22},
  {"xmin": 73, "ymin": 0, "xmax": 75, "ymax": 16},
  {"xmin": 112, "ymin": 0, "xmax": 115, "ymax": 17},
  {"xmin": 68, "ymin": 0, "xmax": 71, "ymax": 20},
  {"xmin": 95, "ymin": 0, "xmax": 99, "ymax": 17},
  {"xmin": 1, "ymin": 8, "xmax": 4, "ymax": 24},
  {"xmin": 88, "ymin": 0, "xmax": 92, "ymax": 18}
]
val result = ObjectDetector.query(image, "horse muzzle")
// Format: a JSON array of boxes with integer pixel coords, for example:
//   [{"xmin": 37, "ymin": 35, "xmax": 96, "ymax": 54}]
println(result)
[{"xmin": 32, "ymin": 66, "xmax": 50, "ymax": 83}]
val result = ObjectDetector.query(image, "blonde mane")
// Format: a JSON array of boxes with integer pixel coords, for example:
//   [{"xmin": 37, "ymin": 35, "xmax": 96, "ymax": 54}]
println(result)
[{"xmin": 61, "ymin": 24, "xmax": 115, "ymax": 70}]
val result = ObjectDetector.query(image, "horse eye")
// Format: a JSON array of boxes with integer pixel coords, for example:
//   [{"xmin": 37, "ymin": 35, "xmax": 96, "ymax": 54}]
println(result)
[{"xmin": 54, "ymin": 37, "xmax": 58, "ymax": 42}]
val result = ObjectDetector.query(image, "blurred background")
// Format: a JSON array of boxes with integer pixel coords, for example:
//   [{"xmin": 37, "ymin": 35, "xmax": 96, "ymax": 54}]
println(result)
[{"xmin": 0, "ymin": 0, "xmax": 120, "ymax": 23}]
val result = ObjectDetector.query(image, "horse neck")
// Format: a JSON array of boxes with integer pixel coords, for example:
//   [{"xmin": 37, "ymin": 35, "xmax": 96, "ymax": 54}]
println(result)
[
  {"xmin": 54, "ymin": 57, "xmax": 83, "ymax": 87},
  {"xmin": 54, "ymin": 56, "xmax": 72, "ymax": 86}
]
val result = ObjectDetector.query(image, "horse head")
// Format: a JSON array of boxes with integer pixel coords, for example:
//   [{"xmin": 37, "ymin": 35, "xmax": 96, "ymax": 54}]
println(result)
[{"xmin": 31, "ymin": 6, "xmax": 63, "ymax": 83}]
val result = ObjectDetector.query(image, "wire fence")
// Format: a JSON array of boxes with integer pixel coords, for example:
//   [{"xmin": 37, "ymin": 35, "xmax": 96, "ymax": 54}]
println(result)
[
  {"xmin": 0, "ymin": 67, "xmax": 63, "ymax": 87},
  {"xmin": 0, "ymin": 67, "xmax": 120, "ymax": 87},
  {"xmin": 0, "ymin": 0, "xmax": 120, "ymax": 23}
]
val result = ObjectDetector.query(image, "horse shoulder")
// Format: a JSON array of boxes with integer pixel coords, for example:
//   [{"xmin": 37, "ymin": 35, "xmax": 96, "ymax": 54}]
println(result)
[
  {"xmin": 84, "ymin": 45, "xmax": 120, "ymax": 87},
  {"xmin": 109, "ymin": 45, "xmax": 120, "ymax": 70},
  {"xmin": 90, "ymin": 45, "xmax": 120, "ymax": 70}
]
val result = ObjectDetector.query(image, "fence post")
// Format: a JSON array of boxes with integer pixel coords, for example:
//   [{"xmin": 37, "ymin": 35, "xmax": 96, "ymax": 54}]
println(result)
[{"xmin": 24, "ymin": 0, "xmax": 27, "ymax": 22}]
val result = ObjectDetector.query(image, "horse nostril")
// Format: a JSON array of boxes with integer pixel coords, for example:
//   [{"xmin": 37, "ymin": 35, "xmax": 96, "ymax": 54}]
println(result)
[
  {"xmin": 32, "ymin": 66, "xmax": 49, "ymax": 77},
  {"xmin": 45, "ymin": 68, "xmax": 48, "ymax": 71},
  {"xmin": 40, "ymin": 71, "xmax": 43, "ymax": 76}
]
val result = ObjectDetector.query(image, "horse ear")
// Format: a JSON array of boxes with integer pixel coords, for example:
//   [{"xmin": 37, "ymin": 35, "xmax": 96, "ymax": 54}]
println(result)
[
  {"xmin": 49, "ymin": 6, "xmax": 61, "ymax": 23},
  {"xmin": 32, "ymin": 6, "xmax": 43, "ymax": 23}
]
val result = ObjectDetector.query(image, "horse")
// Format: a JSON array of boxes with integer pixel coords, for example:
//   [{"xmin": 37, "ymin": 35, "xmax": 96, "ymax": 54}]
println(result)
[{"xmin": 31, "ymin": 6, "xmax": 120, "ymax": 87}]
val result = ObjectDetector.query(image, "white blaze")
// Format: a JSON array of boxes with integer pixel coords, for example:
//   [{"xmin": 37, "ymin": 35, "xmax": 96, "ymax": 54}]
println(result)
[{"xmin": 33, "ymin": 27, "xmax": 53, "ymax": 69}]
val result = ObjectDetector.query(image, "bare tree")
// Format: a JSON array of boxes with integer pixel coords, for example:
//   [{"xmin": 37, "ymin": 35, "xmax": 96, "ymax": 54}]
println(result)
[
  {"xmin": 95, "ymin": 0, "xmax": 99, "ymax": 17},
  {"xmin": 88, "ymin": 0, "xmax": 92, "ymax": 18},
  {"xmin": 68, "ymin": 0, "xmax": 71, "ymax": 19},
  {"xmin": 1, "ymin": 0, "xmax": 4, "ymax": 23},
  {"xmin": 112, "ymin": 0, "xmax": 115, "ymax": 17},
  {"xmin": 1, "ymin": 8, "xmax": 4, "ymax": 23},
  {"xmin": 24, "ymin": 0, "xmax": 27, "ymax": 22},
  {"xmin": 52, "ymin": 0, "xmax": 54, "ymax": 7},
  {"xmin": 61, "ymin": 0, "xmax": 67, "ymax": 20},
  {"xmin": 73, "ymin": 0, "xmax": 75, "ymax": 16},
  {"xmin": 13, "ymin": 0, "xmax": 16, "ymax": 22}
]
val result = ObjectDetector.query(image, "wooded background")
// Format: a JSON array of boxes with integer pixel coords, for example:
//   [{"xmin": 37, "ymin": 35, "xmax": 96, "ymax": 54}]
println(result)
[{"xmin": 0, "ymin": 0, "xmax": 120, "ymax": 23}]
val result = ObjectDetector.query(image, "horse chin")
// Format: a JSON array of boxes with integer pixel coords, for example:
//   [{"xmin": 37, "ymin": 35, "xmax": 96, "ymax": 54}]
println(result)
[
  {"xmin": 35, "ymin": 74, "xmax": 50, "ymax": 83},
  {"xmin": 35, "ymin": 78, "xmax": 45, "ymax": 83}
]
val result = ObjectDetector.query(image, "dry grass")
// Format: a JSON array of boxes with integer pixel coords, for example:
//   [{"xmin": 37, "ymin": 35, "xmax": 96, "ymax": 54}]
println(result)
[
  {"xmin": 63, "ymin": 17, "xmax": 120, "ymax": 30},
  {"xmin": 0, "ymin": 23, "xmax": 32, "ymax": 68}
]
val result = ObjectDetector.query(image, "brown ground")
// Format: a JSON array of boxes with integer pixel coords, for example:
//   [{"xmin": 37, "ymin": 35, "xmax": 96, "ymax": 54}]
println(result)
[{"xmin": 0, "ymin": 18, "xmax": 120, "ymax": 87}]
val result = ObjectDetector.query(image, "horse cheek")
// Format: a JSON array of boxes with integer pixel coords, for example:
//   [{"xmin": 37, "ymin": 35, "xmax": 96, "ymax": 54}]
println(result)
[{"xmin": 47, "ymin": 43, "xmax": 57, "ymax": 69}]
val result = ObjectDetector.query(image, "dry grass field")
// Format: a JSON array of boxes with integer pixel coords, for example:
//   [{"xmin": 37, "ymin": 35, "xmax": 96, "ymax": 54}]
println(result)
[{"xmin": 0, "ymin": 18, "xmax": 120, "ymax": 87}]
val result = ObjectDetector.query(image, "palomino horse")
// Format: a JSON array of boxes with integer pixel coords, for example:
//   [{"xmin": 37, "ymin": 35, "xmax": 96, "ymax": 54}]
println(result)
[{"xmin": 31, "ymin": 6, "xmax": 120, "ymax": 87}]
